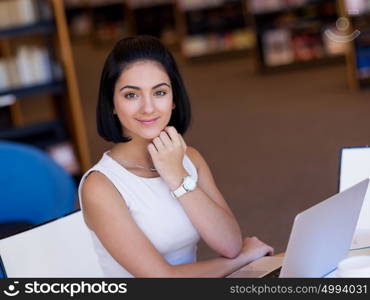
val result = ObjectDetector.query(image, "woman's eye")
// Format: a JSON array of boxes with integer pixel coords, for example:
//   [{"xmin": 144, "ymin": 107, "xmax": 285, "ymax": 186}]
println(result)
[
  {"xmin": 155, "ymin": 90, "xmax": 167, "ymax": 96},
  {"xmin": 124, "ymin": 92, "xmax": 137, "ymax": 99}
]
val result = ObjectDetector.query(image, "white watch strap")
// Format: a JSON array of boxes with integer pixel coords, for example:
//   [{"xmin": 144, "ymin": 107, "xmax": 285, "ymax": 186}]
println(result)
[
  {"xmin": 172, "ymin": 185, "xmax": 187, "ymax": 198},
  {"xmin": 171, "ymin": 176, "xmax": 197, "ymax": 199}
]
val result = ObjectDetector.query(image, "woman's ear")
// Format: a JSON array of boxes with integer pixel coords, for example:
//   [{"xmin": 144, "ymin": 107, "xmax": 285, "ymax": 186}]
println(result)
[
  {"xmin": 113, "ymin": 108, "xmax": 117, "ymax": 115},
  {"xmin": 172, "ymin": 103, "xmax": 176, "ymax": 110}
]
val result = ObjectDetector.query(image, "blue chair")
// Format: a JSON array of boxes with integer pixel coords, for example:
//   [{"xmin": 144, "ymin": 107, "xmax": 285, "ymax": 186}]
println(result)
[{"xmin": 0, "ymin": 141, "xmax": 77, "ymax": 237}]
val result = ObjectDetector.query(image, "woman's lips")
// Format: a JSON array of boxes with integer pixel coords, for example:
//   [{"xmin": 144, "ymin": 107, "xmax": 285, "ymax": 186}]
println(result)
[{"xmin": 137, "ymin": 117, "xmax": 160, "ymax": 125}]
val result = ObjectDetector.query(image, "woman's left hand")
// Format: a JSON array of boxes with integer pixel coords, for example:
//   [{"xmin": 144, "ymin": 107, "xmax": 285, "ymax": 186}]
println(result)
[{"xmin": 147, "ymin": 126, "xmax": 189, "ymax": 190}]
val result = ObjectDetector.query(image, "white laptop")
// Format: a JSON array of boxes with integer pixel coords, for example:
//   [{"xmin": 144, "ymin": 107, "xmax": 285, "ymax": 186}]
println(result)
[
  {"xmin": 339, "ymin": 146, "xmax": 370, "ymax": 249},
  {"xmin": 228, "ymin": 178, "xmax": 369, "ymax": 278}
]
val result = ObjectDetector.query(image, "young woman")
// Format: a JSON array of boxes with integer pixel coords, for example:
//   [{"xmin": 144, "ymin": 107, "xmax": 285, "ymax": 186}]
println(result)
[{"xmin": 79, "ymin": 35, "xmax": 274, "ymax": 277}]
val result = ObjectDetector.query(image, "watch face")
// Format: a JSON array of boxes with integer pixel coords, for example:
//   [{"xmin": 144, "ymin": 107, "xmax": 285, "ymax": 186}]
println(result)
[{"xmin": 184, "ymin": 176, "xmax": 196, "ymax": 191}]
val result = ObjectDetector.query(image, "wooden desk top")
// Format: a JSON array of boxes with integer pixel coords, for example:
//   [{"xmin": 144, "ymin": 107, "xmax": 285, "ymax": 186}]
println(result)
[{"xmin": 228, "ymin": 248, "xmax": 370, "ymax": 278}]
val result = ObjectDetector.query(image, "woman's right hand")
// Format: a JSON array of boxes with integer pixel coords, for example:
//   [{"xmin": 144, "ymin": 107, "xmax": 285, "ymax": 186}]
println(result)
[{"xmin": 238, "ymin": 236, "xmax": 274, "ymax": 264}]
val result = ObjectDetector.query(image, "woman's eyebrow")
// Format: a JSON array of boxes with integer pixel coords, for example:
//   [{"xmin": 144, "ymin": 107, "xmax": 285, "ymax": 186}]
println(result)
[
  {"xmin": 119, "ymin": 85, "xmax": 140, "ymax": 92},
  {"xmin": 119, "ymin": 82, "xmax": 171, "ymax": 92},
  {"xmin": 152, "ymin": 83, "xmax": 171, "ymax": 89}
]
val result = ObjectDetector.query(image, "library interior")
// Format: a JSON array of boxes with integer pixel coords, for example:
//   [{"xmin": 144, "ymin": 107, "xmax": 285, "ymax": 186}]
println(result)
[{"xmin": 1, "ymin": 0, "xmax": 370, "ymax": 268}]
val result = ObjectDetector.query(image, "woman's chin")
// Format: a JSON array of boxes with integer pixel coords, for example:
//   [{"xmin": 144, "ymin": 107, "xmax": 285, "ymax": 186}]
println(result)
[
  {"xmin": 125, "ymin": 122, "xmax": 170, "ymax": 141},
  {"xmin": 137, "ymin": 130, "xmax": 163, "ymax": 141}
]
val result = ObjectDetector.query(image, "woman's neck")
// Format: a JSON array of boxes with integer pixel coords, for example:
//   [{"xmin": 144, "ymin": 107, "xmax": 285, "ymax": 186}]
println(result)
[{"xmin": 110, "ymin": 139, "xmax": 153, "ymax": 167}]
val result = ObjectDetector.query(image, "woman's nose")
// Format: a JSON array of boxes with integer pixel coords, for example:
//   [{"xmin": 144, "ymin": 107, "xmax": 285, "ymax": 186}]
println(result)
[{"xmin": 142, "ymin": 95, "xmax": 155, "ymax": 114}]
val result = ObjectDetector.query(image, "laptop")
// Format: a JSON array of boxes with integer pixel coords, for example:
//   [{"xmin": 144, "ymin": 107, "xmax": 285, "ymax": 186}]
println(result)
[
  {"xmin": 339, "ymin": 146, "xmax": 370, "ymax": 249},
  {"xmin": 228, "ymin": 178, "xmax": 369, "ymax": 278}
]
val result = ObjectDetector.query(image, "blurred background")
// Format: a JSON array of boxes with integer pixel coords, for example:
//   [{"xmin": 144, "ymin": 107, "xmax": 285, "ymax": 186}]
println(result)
[{"xmin": 1, "ymin": 0, "xmax": 370, "ymax": 260}]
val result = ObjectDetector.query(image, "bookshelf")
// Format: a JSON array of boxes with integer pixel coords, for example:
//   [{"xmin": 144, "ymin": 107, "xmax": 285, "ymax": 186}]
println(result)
[
  {"xmin": 247, "ymin": 0, "xmax": 346, "ymax": 72},
  {"xmin": 126, "ymin": 0, "xmax": 177, "ymax": 46},
  {"xmin": 339, "ymin": 0, "xmax": 370, "ymax": 90},
  {"xmin": 64, "ymin": 0, "xmax": 132, "ymax": 45},
  {"xmin": 175, "ymin": 0, "xmax": 255, "ymax": 58},
  {"xmin": 0, "ymin": 0, "xmax": 91, "ymax": 177},
  {"xmin": 64, "ymin": 0, "xmax": 176, "ymax": 46}
]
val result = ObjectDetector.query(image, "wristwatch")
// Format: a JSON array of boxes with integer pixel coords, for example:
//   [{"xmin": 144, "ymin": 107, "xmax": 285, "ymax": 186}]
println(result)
[{"xmin": 171, "ymin": 175, "xmax": 197, "ymax": 198}]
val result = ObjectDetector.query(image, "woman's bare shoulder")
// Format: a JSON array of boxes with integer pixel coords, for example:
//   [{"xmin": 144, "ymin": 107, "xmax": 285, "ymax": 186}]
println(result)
[
  {"xmin": 81, "ymin": 171, "xmax": 126, "ymax": 229},
  {"xmin": 81, "ymin": 171, "xmax": 122, "ymax": 211},
  {"xmin": 186, "ymin": 146, "xmax": 205, "ymax": 169},
  {"xmin": 82, "ymin": 171, "xmax": 115, "ymax": 196}
]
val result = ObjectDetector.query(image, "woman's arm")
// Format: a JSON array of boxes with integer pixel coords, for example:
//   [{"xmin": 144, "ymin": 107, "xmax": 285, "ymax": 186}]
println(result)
[
  {"xmin": 178, "ymin": 146, "xmax": 243, "ymax": 258},
  {"xmin": 148, "ymin": 126, "xmax": 242, "ymax": 258},
  {"xmin": 81, "ymin": 172, "xmax": 273, "ymax": 278},
  {"xmin": 170, "ymin": 236, "xmax": 273, "ymax": 277}
]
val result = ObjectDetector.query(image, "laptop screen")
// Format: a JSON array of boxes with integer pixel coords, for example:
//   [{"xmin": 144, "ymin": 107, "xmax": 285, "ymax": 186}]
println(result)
[
  {"xmin": 339, "ymin": 146, "xmax": 370, "ymax": 230},
  {"xmin": 339, "ymin": 146, "xmax": 370, "ymax": 191}
]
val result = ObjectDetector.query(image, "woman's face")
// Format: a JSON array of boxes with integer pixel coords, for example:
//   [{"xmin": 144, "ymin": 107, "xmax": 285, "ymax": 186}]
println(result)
[{"xmin": 113, "ymin": 60, "xmax": 174, "ymax": 141}]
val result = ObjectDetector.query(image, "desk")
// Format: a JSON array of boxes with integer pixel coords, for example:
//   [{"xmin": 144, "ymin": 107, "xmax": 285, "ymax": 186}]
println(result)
[
  {"xmin": 228, "ymin": 248, "xmax": 370, "ymax": 278},
  {"xmin": 347, "ymin": 247, "xmax": 370, "ymax": 258}
]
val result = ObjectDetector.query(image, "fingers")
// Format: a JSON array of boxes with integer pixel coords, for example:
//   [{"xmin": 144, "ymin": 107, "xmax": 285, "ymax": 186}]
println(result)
[
  {"xmin": 243, "ymin": 236, "xmax": 274, "ymax": 256},
  {"xmin": 164, "ymin": 126, "xmax": 181, "ymax": 145},
  {"xmin": 153, "ymin": 131, "xmax": 173, "ymax": 151},
  {"xmin": 159, "ymin": 131, "xmax": 172, "ymax": 148},
  {"xmin": 178, "ymin": 134, "xmax": 187, "ymax": 152},
  {"xmin": 147, "ymin": 143, "xmax": 157, "ymax": 157},
  {"xmin": 160, "ymin": 126, "xmax": 185, "ymax": 148},
  {"xmin": 152, "ymin": 136, "xmax": 164, "ymax": 152},
  {"xmin": 150, "ymin": 126, "xmax": 186, "ymax": 152}
]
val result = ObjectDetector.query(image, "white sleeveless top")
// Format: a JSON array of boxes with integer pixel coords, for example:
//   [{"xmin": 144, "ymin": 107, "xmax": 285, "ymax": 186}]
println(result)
[{"xmin": 78, "ymin": 152, "xmax": 200, "ymax": 277}]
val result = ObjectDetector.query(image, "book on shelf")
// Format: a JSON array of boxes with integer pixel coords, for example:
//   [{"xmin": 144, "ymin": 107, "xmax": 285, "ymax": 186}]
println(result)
[
  {"xmin": 182, "ymin": 29, "xmax": 254, "ymax": 57},
  {"xmin": 17, "ymin": 0, "xmax": 38, "ymax": 25},
  {"xmin": 68, "ymin": 13, "xmax": 92, "ymax": 38},
  {"xmin": 248, "ymin": 0, "xmax": 306, "ymax": 14},
  {"xmin": 0, "ymin": 45, "xmax": 57, "ymax": 93},
  {"xmin": 0, "ymin": 0, "xmax": 52, "ymax": 30},
  {"xmin": 292, "ymin": 33, "xmax": 325, "ymax": 61},
  {"xmin": 343, "ymin": 1, "xmax": 370, "ymax": 82},
  {"xmin": 5, "ymin": 58, "xmax": 21, "ymax": 89},
  {"xmin": 0, "ymin": 95, "xmax": 16, "ymax": 108},
  {"xmin": 126, "ymin": 0, "xmax": 173, "ymax": 9},
  {"xmin": 16, "ymin": 46, "xmax": 52, "ymax": 86},
  {"xmin": 0, "ymin": 60, "xmax": 10, "ymax": 91},
  {"xmin": 356, "ymin": 46, "xmax": 370, "ymax": 79},
  {"xmin": 63, "ymin": 0, "xmax": 87, "ymax": 9},
  {"xmin": 262, "ymin": 29, "xmax": 294, "ymax": 66},
  {"xmin": 0, "ymin": 0, "xmax": 36, "ymax": 29},
  {"xmin": 178, "ymin": 0, "xmax": 224, "ymax": 11},
  {"xmin": 0, "ymin": 106, "xmax": 12, "ymax": 128},
  {"xmin": 262, "ymin": 27, "xmax": 345, "ymax": 66},
  {"xmin": 345, "ymin": 0, "xmax": 370, "ymax": 15},
  {"xmin": 84, "ymin": 0, "xmax": 123, "ymax": 7}
]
